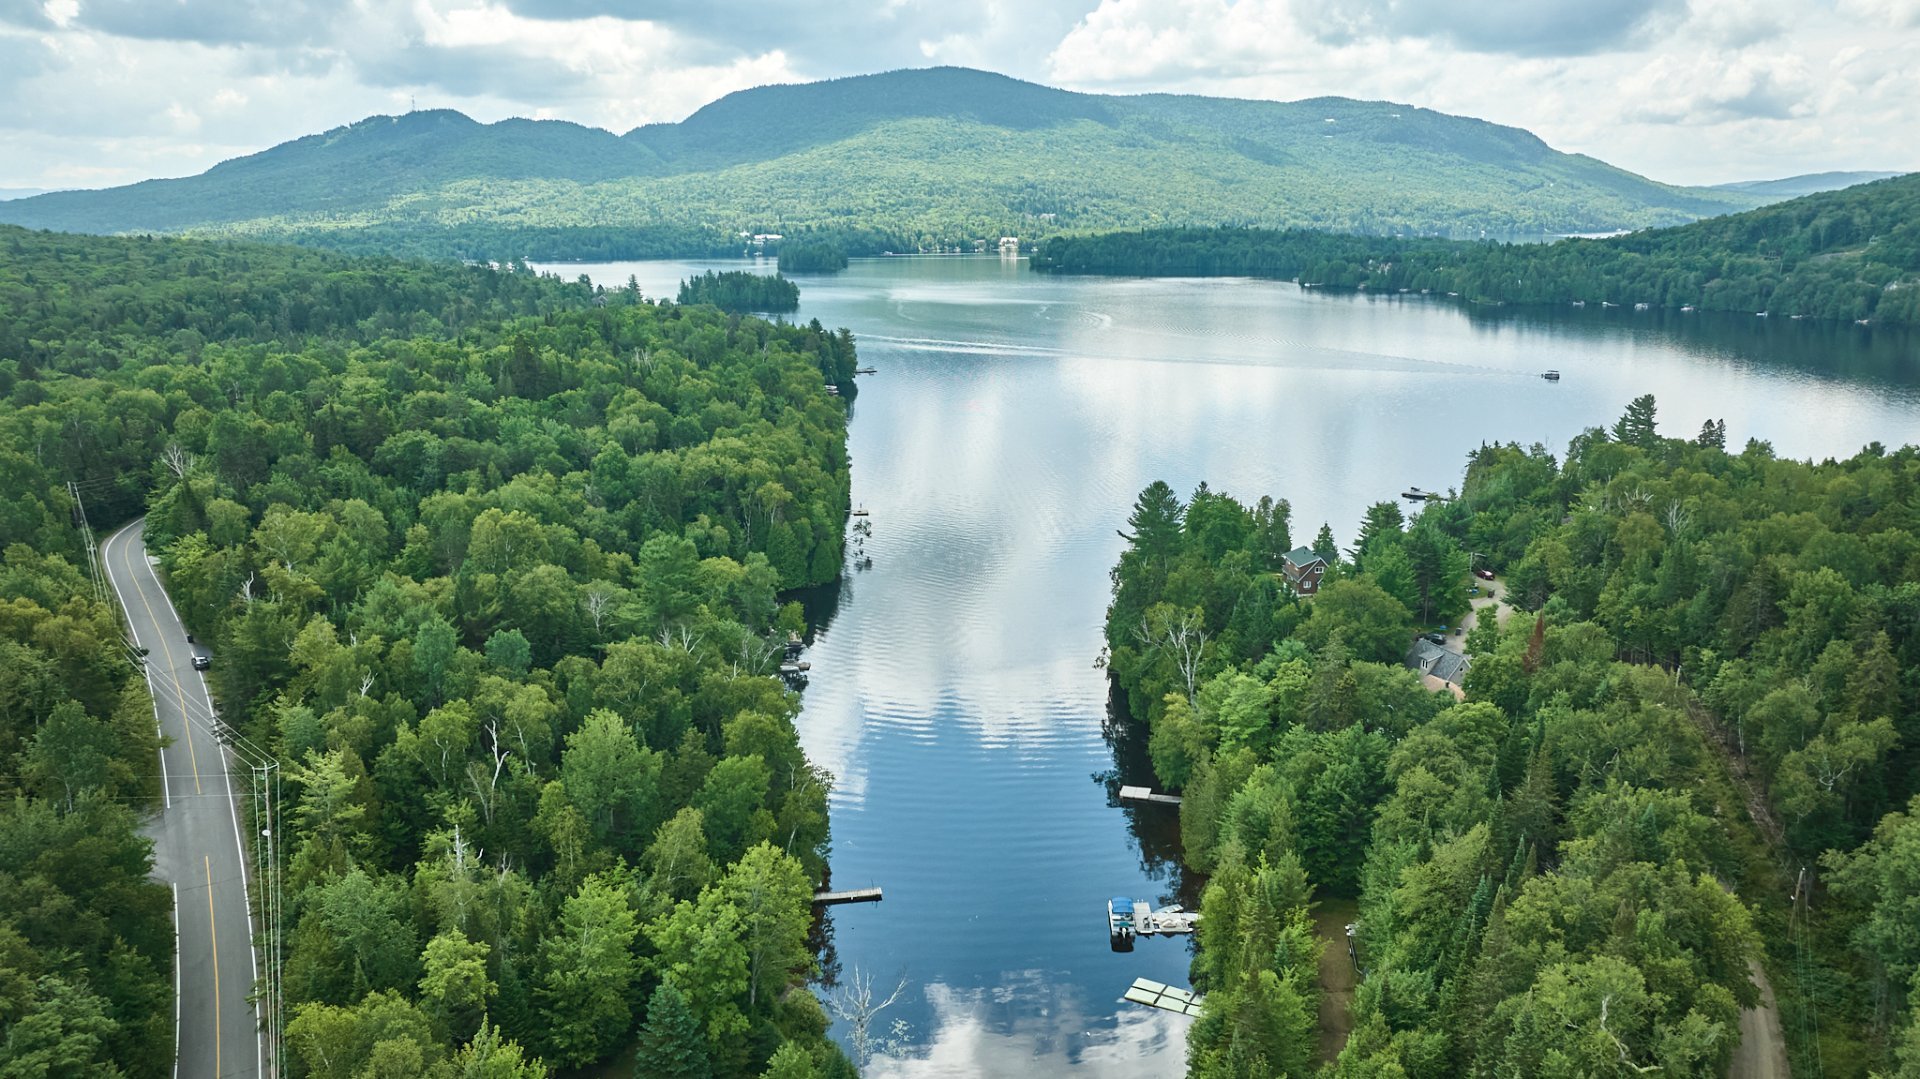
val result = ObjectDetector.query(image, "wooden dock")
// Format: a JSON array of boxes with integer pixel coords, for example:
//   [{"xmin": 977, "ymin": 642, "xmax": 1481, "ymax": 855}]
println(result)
[
  {"xmin": 1119, "ymin": 785, "xmax": 1183, "ymax": 806},
  {"xmin": 813, "ymin": 887, "xmax": 883, "ymax": 906},
  {"xmin": 1131, "ymin": 901, "xmax": 1199, "ymax": 935},
  {"xmin": 1124, "ymin": 978, "xmax": 1204, "ymax": 1016}
]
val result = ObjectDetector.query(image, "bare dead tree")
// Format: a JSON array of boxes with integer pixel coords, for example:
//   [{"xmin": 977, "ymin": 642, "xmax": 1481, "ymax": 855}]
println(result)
[
  {"xmin": 162, "ymin": 441, "xmax": 196, "ymax": 479},
  {"xmin": 582, "ymin": 582, "xmax": 618, "ymax": 637},
  {"xmin": 1662, "ymin": 501, "xmax": 1691, "ymax": 537},
  {"xmin": 1135, "ymin": 607, "xmax": 1207, "ymax": 703},
  {"xmin": 656, "ymin": 624, "xmax": 700, "ymax": 653},
  {"xmin": 827, "ymin": 967, "xmax": 910, "ymax": 1067}
]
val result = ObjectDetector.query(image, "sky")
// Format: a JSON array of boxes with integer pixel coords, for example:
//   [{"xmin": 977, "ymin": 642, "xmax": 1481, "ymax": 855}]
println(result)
[{"xmin": 1, "ymin": 0, "xmax": 1916, "ymax": 193}]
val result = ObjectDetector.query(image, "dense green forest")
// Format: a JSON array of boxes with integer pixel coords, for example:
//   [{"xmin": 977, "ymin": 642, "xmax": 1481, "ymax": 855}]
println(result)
[
  {"xmin": 0, "ymin": 224, "xmax": 862, "ymax": 1076},
  {"xmin": 678, "ymin": 270, "xmax": 803, "ymax": 313},
  {"xmin": 1106, "ymin": 399, "xmax": 1920, "ymax": 1076},
  {"xmin": 0, "ymin": 69, "xmax": 1766, "ymax": 259},
  {"xmin": 0, "ymin": 543, "xmax": 171, "ymax": 1076},
  {"xmin": 1035, "ymin": 172, "xmax": 1920, "ymax": 325}
]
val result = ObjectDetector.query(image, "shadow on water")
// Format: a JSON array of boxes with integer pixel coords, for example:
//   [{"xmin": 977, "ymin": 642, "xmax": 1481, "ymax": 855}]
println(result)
[
  {"xmin": 1444, "ymin": 300, "xmax": 1920, "ymax": 391},
  {"xmin": 1097, "ymin": 679, "xmax": 1203, "ymax": 913}
]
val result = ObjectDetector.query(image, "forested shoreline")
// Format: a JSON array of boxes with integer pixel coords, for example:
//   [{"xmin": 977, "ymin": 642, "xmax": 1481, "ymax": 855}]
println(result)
[
  {"xmin": 1106, "ymin": 400, "xmax": 1920, "ymax": 1076},
  {"xmin": 0, "ymin": 224, "xmax": 861, "ymax": 1076},
  {"xmin": 1036, "ymin": 173, "xmax": 1920, "ymax": 326}
]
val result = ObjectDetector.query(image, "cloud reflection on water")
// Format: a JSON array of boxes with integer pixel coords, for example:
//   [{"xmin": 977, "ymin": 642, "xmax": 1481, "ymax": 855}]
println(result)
[{"xmin": 868, "ymin": 979, "xmax": 1191, "ymax": 1079}]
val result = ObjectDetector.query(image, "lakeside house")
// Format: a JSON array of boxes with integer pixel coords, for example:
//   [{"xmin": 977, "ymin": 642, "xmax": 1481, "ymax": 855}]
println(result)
[{"xmin": 1281, "ymin": 546, "xmax": 1328, "ymax": 596}]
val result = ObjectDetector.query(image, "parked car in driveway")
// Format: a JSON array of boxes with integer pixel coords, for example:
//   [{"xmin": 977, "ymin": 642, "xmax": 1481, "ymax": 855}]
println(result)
[{"xmin": 1474, "ymin": 568, "xmax": 1495, "ymax": 580}]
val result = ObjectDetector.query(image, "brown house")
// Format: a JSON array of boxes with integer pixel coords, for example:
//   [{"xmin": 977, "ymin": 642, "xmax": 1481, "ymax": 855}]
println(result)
[{"xmin": 1281, "ymin": 546, "xmax": 1328, "ymax": 596}]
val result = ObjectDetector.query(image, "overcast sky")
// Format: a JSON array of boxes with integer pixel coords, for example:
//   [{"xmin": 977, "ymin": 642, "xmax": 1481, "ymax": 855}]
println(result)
[{"xmin": 1, "ymin": 0, "xmax": 1915, "ymax": 192}]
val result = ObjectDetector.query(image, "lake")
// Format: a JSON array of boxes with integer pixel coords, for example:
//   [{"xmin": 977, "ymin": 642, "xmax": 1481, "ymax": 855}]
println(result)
[{"xmin": 542, "ymin": 255, "xmax": 1920, "ymax": 1077}]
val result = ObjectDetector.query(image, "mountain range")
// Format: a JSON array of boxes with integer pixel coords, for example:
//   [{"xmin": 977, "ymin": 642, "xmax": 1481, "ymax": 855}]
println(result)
[
  {"xmin": 1713, "ymin": 171, "xmax": 1906, "ymax": 198},
  {"xmin": 0, "ymin": 67, "xmax": 1793, "ymax": 259}
]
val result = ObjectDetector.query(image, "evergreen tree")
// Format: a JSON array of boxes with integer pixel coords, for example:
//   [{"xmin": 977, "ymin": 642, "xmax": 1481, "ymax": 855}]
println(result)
[
  {"xmin": 1611, "ymin": 393, "xmax": 1659, "ymax": 447},
  {"xmin": 1126, "ymin": 480, "xmax": 1185, "ymax": 563},
  {"xmin": 634, "ymin": 983, "xmax": 710, "ymax": 1079},
  {"xmin": 1311, "ymin": 523, "xmax": 1338, "ymax": 564}
]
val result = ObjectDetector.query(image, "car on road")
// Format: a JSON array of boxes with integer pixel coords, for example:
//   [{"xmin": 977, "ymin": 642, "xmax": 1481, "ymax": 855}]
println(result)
[
  {"xmin": 1474, "ymin": 568, "xmax": 1495, "ymax": 580},
  {"xmin": 192, "ymin": 655, "xmax": 210, "ymax": 671}
]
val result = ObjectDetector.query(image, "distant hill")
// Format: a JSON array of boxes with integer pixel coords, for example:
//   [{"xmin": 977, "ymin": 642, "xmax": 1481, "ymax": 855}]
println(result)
[
  {"xmin": 0, "ymin": 187, "xmax": 47, "ymax": 201},
  {"xmin": 1034, "ymin": 173, "xmax": 1920, "ymax": 324},
  {"xmin": 1714, "ymin": 171, "xmax": 1907, "ymax": 198},
  {"xmin": 0, "ymin": 67, "xmax": 1770, "ymax": 259}
]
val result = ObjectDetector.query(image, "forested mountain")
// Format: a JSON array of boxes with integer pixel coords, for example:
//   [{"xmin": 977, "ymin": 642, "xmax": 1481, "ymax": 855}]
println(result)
[
  {"xmin": 1714, "ymin": 171, "xmax": 1905, "ymax": 198},
  {"xmin": 0, "ymin": 68, "xmax": 1767, "ymax": 259},
  {"xmin": 0, "ymin": 224, "xmax": 861, "ymax": 1076},
  {"xmin": 1035, "ymin": 171, "xmax": 1920, "ymax": 324},
  {"xmin": 1106, "ymin": 400, "xmax": 1920, "ymax": 1076}
]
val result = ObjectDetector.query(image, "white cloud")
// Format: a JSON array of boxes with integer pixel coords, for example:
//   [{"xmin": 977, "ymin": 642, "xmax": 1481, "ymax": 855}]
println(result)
[
  {"xmin": 0, "ymin": 0, "xmax": 1913, "ymax": 190},
  {"xmin": 1045, "ymin": 0, "xmax": 1920, "ymax": 184}
]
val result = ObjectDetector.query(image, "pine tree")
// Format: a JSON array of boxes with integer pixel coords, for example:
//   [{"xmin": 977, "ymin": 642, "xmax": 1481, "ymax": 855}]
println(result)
[
  {"xmin": 634, "ymin": 983, "xmax": 710, "ymax": 1079},
  {"xmin": 1126, "ymin": 480, "xmax": 1186, "ymax": 562},
  {"xmin": 1611, "ymin": 393, "xmax": 1659, "ymax": 447},
  {"xmin": 1312, "ymin": 523, "xmax": 1338, "ymax": 564}
]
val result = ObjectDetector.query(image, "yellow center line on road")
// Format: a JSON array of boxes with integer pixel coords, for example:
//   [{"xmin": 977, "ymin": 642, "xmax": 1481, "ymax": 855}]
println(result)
[
  {"xmin": 206, "ymin": 854, "xmax": 221, "ymax": 1079},
  {"xmin": 116, "ymin": 529, "xmax": 202, "ymax": 794}
]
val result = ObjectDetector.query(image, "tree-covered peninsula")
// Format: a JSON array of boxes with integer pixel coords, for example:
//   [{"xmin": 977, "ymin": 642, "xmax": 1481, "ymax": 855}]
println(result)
[
  {"xmin": 1106, "ymin": 398, "xmax": 1920, "ymax": 1077},
  {"xmin": 1037, "ymin": 172, "xmax": 1920, "ymax": 326},
  {"xmin": 0, "ymin": 224, "xmax": 861, "ymax": 1077}
]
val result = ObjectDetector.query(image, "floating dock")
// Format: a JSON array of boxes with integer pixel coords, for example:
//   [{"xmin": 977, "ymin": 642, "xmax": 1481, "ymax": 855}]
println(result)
[
  {"xmin": 813, "ymin": 887, "xmax": 883, "ymax": 905},
  {"xmin": 1118, "ymin": 785, "xmax": 1183, "ymax": 806},
  {"xmin": 1124, "ymin": 978, "xmax": 1204, "ymax": 1016},
  {"xmin": 1130, "ymin": 901, "xmax": 1199, "ymax": 935}
]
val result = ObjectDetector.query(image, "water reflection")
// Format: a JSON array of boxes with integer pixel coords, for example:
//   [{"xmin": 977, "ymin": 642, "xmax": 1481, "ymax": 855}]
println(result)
[
  {"xmin": 542, "ymin": 255, "xmax": 1920, "ymax": 1073},
  {"xmin": 867, "ymin": 980, "xmax": 1192, "ymax": 1079}
]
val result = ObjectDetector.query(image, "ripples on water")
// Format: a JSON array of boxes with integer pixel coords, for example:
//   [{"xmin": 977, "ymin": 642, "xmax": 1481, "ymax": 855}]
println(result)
[{"xmin": 544, "ymin": 256, "xmax": 1920, "ymax": 1077}]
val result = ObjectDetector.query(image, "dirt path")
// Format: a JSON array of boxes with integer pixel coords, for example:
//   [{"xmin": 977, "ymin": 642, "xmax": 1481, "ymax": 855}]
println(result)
[
  {"xmin": 1734, "ymin": 958, "xmax": 1790, "ymax": 1079},
  {"xmin": 1312, "ymin": 900, "xmax": 1360, "ymax": 1064},
  {"xmin": 1686, "ymin": 700, "xmax": 1791, "ymax": 1078}
]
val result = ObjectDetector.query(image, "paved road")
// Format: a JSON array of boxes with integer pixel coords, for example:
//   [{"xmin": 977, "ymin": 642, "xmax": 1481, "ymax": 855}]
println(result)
[{"xmin": 103, "ymin": 520, "xmax": 265, "ymax": 1078}]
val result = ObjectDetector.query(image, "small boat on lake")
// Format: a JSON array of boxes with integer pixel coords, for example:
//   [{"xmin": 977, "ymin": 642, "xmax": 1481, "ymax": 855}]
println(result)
[
  {"xmin": 1542, "ymin": 370, "xmax": 1561, "ymax": 381},
  {"xmin": 1109, "ymin": 896, "xmax": 1137, "ymax": 950}
]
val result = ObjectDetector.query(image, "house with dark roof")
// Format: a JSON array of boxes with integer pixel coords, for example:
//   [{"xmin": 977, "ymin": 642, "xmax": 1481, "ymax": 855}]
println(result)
[
  {"xmin": 1281, "ymin": 546, "xmax": 1328, "ymax": 596},
  {"xmin": 1405, "ymin": 638, "xmax": 1472, "ymax": 698}
]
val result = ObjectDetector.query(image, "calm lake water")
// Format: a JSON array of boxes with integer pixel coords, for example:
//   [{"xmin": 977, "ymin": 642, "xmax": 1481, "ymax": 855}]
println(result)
[{"xmin": 542, "ymin": 255, "xmax": 1920, "ymax": 1077}]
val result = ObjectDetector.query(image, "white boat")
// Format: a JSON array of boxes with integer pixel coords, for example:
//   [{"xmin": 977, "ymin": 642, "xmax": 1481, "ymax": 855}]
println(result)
[{"xmin": 1108, "ymin": 896, "xmax": 1137, "ymax": 950}]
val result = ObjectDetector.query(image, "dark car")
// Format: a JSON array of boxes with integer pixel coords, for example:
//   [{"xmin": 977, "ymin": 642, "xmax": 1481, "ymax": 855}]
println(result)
[
  {"xmin": 1474, "ymin": 568, "xmax": 1495, "ymax": 581},
  {"xmin": 192, "ymin": 655, "xmax": 211, "ymax": 671}
]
